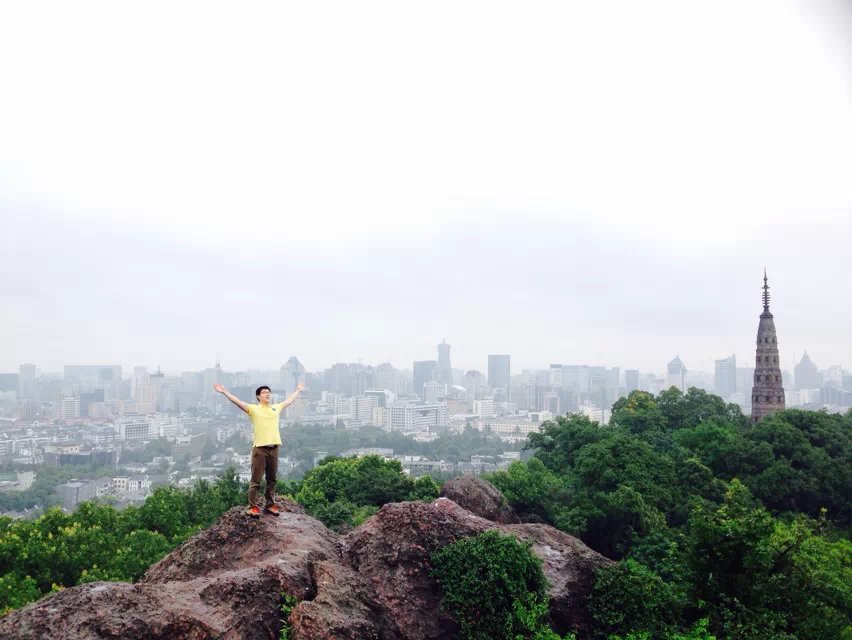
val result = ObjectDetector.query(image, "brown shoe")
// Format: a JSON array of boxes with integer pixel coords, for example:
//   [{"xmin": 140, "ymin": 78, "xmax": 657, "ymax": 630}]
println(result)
[
  {"xmin": 264, "ymin": 504, "xmax": 280, "ymax": 517},
  {"xmin": 246, "ymin": 505, "xmax": 261, "ymax": 518}
]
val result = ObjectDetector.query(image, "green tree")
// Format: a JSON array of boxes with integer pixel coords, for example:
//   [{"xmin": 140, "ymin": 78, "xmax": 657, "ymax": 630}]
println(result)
[
  {"xmin": 293, "ymin": 455, "xmax": 418, "ymax": 529},
  {"xmin": 656, "ymin": 387, "xmax": 747, "ymax": 432},
  {"xmin": 685, "ymin": 479, "xmax": 851, "ymax": 640},
  {"xmin": 564, "ymin": 434, "xmax": 674, "ymax": 557},
  {"xmin": 0, "ymin": 572, "xmax": 40, "ymax": 615},
  {"xmin": 526, "ymin": 414, "xmax": 604, "ymax": 474},
  {"xmin": 486, "ymin": 458, "xmax": 570, "ymax": 525},
  {"xmin": 410, "ymin": 475, "xmax": 440, "ymax": 502},
  {"xmin": 589, "ymin": 558, "xmax": 684, "ymax": 639},
  {"xmin": 611, "ymin": 391, "xmax": 668, "ymax": 436},
  {"xmin": 139, "ymin": 487, "xmax": 190, "ymax": 539}
]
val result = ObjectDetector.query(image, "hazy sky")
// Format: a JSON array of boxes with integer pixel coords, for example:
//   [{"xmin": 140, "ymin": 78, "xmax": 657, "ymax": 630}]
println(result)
[{"xmin": 2, "ymin": 0, "xmax": 850, "ymax": 377}]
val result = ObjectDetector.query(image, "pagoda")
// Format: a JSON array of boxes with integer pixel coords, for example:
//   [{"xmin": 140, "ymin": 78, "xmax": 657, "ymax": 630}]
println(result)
[{"xmin": 751, "ymin": 270, "xmax": 785, "ymax": 421}]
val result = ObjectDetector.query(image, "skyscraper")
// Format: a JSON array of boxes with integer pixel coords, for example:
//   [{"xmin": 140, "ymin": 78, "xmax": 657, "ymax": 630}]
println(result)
[
  {"xmin": 463, "ymin": 370, "xmax": 486, "ymax": 400},
  {"xmin": 751, "ymin": 271, "xmax": 785, "ymax": 421},
  {"xmin": 375, "ymin": 363, "xmax": 400, "ymax": 394},
  {"xmin": 18, "ymin": 363, "xmax": 36, "ymax": 400},
  {"xmin": 624, "ymin": 369, "xmax": 639, "ymax": 393},
  {"xmin": 666, "ymin": 356, "xmax": 687, "ymax": 392},
  {"xmin": 412, "ymin": 360, "xmax": 437, "ymax": 397},
  {"xmin": 436, "ymin": 340, "xmax": 452, "ymax": 385},
  {"xmin": 488, "ymin": 355, "xmax": 511, "ymax": 400},
  {"xmin": 794, "ymin": 352, "xmax": 822, "ymax": 389},
  {"xmin": 280, "ymin": 356, "xmax": 305, "ymax": 394},
  {"xmin": 714, "ymin": 354, "xmax": 737, "ymax": 398}
]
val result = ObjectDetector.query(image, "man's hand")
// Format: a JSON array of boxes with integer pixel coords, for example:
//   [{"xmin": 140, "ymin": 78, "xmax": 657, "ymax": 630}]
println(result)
[
  {"xmin": 280, "ymin": 382, "xmax": 306, "ymax": 410},
  {"xmin": 214, "ymin": 383, "xmax": 250, "ymax": 413}
]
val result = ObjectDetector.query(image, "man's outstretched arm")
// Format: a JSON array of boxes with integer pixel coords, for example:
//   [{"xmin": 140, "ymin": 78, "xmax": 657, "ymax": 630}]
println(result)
[
  {"xmin": 278, "ymin": 382, "xmax": 305, "ymax": 410},
  {"xmin": 213, "ymin": 383, "xmax": 250, "ymax": 413}
]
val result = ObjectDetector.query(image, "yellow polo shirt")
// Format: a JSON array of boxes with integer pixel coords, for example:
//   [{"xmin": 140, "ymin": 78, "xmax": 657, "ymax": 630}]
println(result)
[{"xmin": 246, "ymin": 402, "xmax": 285, "ymax": 447}]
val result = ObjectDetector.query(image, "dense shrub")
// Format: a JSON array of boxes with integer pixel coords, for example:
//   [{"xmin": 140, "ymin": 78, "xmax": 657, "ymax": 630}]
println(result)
[
  {"xmin": 431, "ymin": 530, "xmax": 567, "ymax": 640},
  {"xmin": 291, "ymin": 455, "xmax": 438, "ymax": 530}
]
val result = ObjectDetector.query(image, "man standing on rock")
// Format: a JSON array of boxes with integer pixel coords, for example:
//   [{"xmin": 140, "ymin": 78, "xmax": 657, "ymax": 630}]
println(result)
[{"xmin": 213, "ymin": 381, "xmax": 304, "ymax": 518}]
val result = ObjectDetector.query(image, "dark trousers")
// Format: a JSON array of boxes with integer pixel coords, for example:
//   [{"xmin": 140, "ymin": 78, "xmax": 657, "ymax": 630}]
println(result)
[{"xmin": 248, "ymin": 445, "xmax": 279, "ymax": 506}]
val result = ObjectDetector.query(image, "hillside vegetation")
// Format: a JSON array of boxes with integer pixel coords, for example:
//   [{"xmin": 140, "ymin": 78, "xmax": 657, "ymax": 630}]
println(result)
[
  {"xmin": 487, "ymin": 389, "xmax": 851, "ymax": 639},
  {"xmin": 1, "ymin": 388, "xmax": 849, "ymax": 639}
]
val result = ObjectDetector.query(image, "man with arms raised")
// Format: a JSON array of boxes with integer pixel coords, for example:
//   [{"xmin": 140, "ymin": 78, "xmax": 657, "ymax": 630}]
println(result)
[{"xmin": 213, "ymin": 382, "xmax": 304, "ymax": 517}]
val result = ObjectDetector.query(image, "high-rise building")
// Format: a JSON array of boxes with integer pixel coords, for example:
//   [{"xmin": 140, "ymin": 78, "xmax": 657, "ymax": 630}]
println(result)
[
  {"xmin": 149, "ymin": 367, "xmax": 165, "ymax": 411},
  {"xmin": 488, "ymin": 355, "xmax": 511, "ymax": 399},
  {"xmin": 794, "ymin": 352, "xmax": 822, "ymax": 389},
  {"xmin": 59, "ymin": 394, "xmax": 81, "ymax": 419},
  {"xmin": 136, "ymin": 385, "xmax": 156, "ymax": 414},
  {"xmin": 280, "ymin": 357, "xmax": 305, "ymax": 394},
  {"xmin": 463, "ymin": 370, "xmax": 487, "ymax": 400},
  {"xmin": 201, "ymin": 360, "xmax": 227, "ymax": 408},
  {"xmin": 436, "ymin": 340, "xmax": 452, "ymax": 385},
  {"xmin": 351, "ymin": 365, "xmax": 375, "ymax": 397},
  {"xmin": 116, "ymin": 415, "xmax": 149, "ymax": 441},
  {"xmin": 375, "ymin": 363, "xmax": 400, "ymax": 395},
  {"xmin": 751, "ymin": 271, "xmax": 785, "ymax": 421},
  {"xmin": 18, "ymin": 363, "xmax": 36, "ymax": 399},
  {"xmin": 624, "ymin": 369, "xmax": 640, "ymax": 393},
  {"xmin": 422, "ymin": 381, "xmax": 446, "ymax": 403},
  {"xmin": 549, "ymin": 364, "xmax": 564, "ymax": 387},
  {"xmin": 131, "ymin": 366, "xmax": 149, "ymax": 398},
  {"xmin": 474, "ymin": 396, "xmax": 495, "ymax": 418},
  {"xmin": 412, "ymin": 360, "xmax": 437, "ymax": 397},
  {"xmin": 714, "ymin": 354, "xmax": 737, "ymax": 398},
  {"xmin": 326, "ymin": 363, "xmax": 353, "ymax": 395},
  {"xmin": 0, "ymin": 374, "xmax": 18, "ymax": 408},
  {"xmin": 666, "ymin": 356, "xmax": 687, "ymax": 392},
  {"xmin": 79, "ymin": 389, "xmax": 104, "ymax": 418},
  {"xmin": 387, "ymin": 401, "xmax": 447, "ymax": 432},
  {"xmin": 542, "ymin": 391, "xmax": 560, "ymax": 414},
  {"xmin": 365, "ymin": 389, "xmax": 394, "ymax": 407}
]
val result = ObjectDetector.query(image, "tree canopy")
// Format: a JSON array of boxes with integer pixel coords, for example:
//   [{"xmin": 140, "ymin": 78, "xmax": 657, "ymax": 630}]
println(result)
[{"xmin": 488, "ymin": 392, "xmax": 852, "ymax": 639}]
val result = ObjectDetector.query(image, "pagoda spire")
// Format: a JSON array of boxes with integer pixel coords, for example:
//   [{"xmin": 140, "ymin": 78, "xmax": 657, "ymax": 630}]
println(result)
[
  {"xmin": 751, "ymin": 270, "xmax": 785, "ymax": 422},
  {"xmin": 762, "ymin": 268, "xmax": 770, "ymax": 312}
]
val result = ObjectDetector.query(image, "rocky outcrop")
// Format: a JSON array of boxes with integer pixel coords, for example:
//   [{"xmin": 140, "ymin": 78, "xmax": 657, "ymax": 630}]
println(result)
[
  {"xmin": 0, "ymin": 486, "xmax": 611, "ymax": 640},
  {"xmin": 439, "ymin": 474, "xmax": 521, "ymax": 524}
]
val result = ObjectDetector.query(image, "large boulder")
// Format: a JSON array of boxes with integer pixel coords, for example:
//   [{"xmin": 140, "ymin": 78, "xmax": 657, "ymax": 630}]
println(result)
[
  {"xmin": 439, "ymin": 474, "xmax": 521, "ymax": 524},
  {"xmin": 0, "ymin": 493, "xmax": 611, "ymax": 640},
  {"xmin": 0, "ymin": 498, "xmax": 365, "ymax": 640},
  {"xmin": 340, "ymin": 498, "xmax": 612, "ymax": 639}
]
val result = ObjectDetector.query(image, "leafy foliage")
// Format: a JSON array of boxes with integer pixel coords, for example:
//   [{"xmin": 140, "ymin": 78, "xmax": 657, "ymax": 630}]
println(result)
[
  {"xmin": 279, "ymin": 593, "xmax": 300, "ymax": 640},
  {"xmin": 431, "ymin": 530, "xmax": 567, "ymax": 640},
  {"xmin": 589, "ymin": 558, "xmax": 684, "ymax": 638},
  {"xmin": 289, "ymin": 455, "xmax": 438, "ymax": 530},
  {"xmin": 501, "ymin": 393, "xmax": 852, "ymax": 639},
  {"xmin": 486, "ymin": 458, "xmax": 570, "ymax": 525},
  {"xmin": 0, "ymin": 467, "xmax": 247, "ymax": 614}
]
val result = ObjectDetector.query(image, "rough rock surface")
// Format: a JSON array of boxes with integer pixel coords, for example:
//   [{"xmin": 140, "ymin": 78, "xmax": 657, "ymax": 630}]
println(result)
[
  {"xmin": 439, "ymin": 474, "xmax": 521, "ymax": 524},
  {"xmin": 0, "ymin": 489, "xmax": 611, "ymax": 640}
]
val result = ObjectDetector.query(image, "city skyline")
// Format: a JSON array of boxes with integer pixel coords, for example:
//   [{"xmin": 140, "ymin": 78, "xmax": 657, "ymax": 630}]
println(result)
[
  {"xmin": 5, "ymin": 329, "xmax": 846, "ymax": 383},
  {"xmin": 3, "ymin": 274, "xmax": 847, "ymax": 377}
]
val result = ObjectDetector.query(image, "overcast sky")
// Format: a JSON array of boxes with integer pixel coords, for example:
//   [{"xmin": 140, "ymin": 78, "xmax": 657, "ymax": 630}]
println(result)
[{"xmin": 1, "ymin": 0, "xmax": 850, "ymax": 377}]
